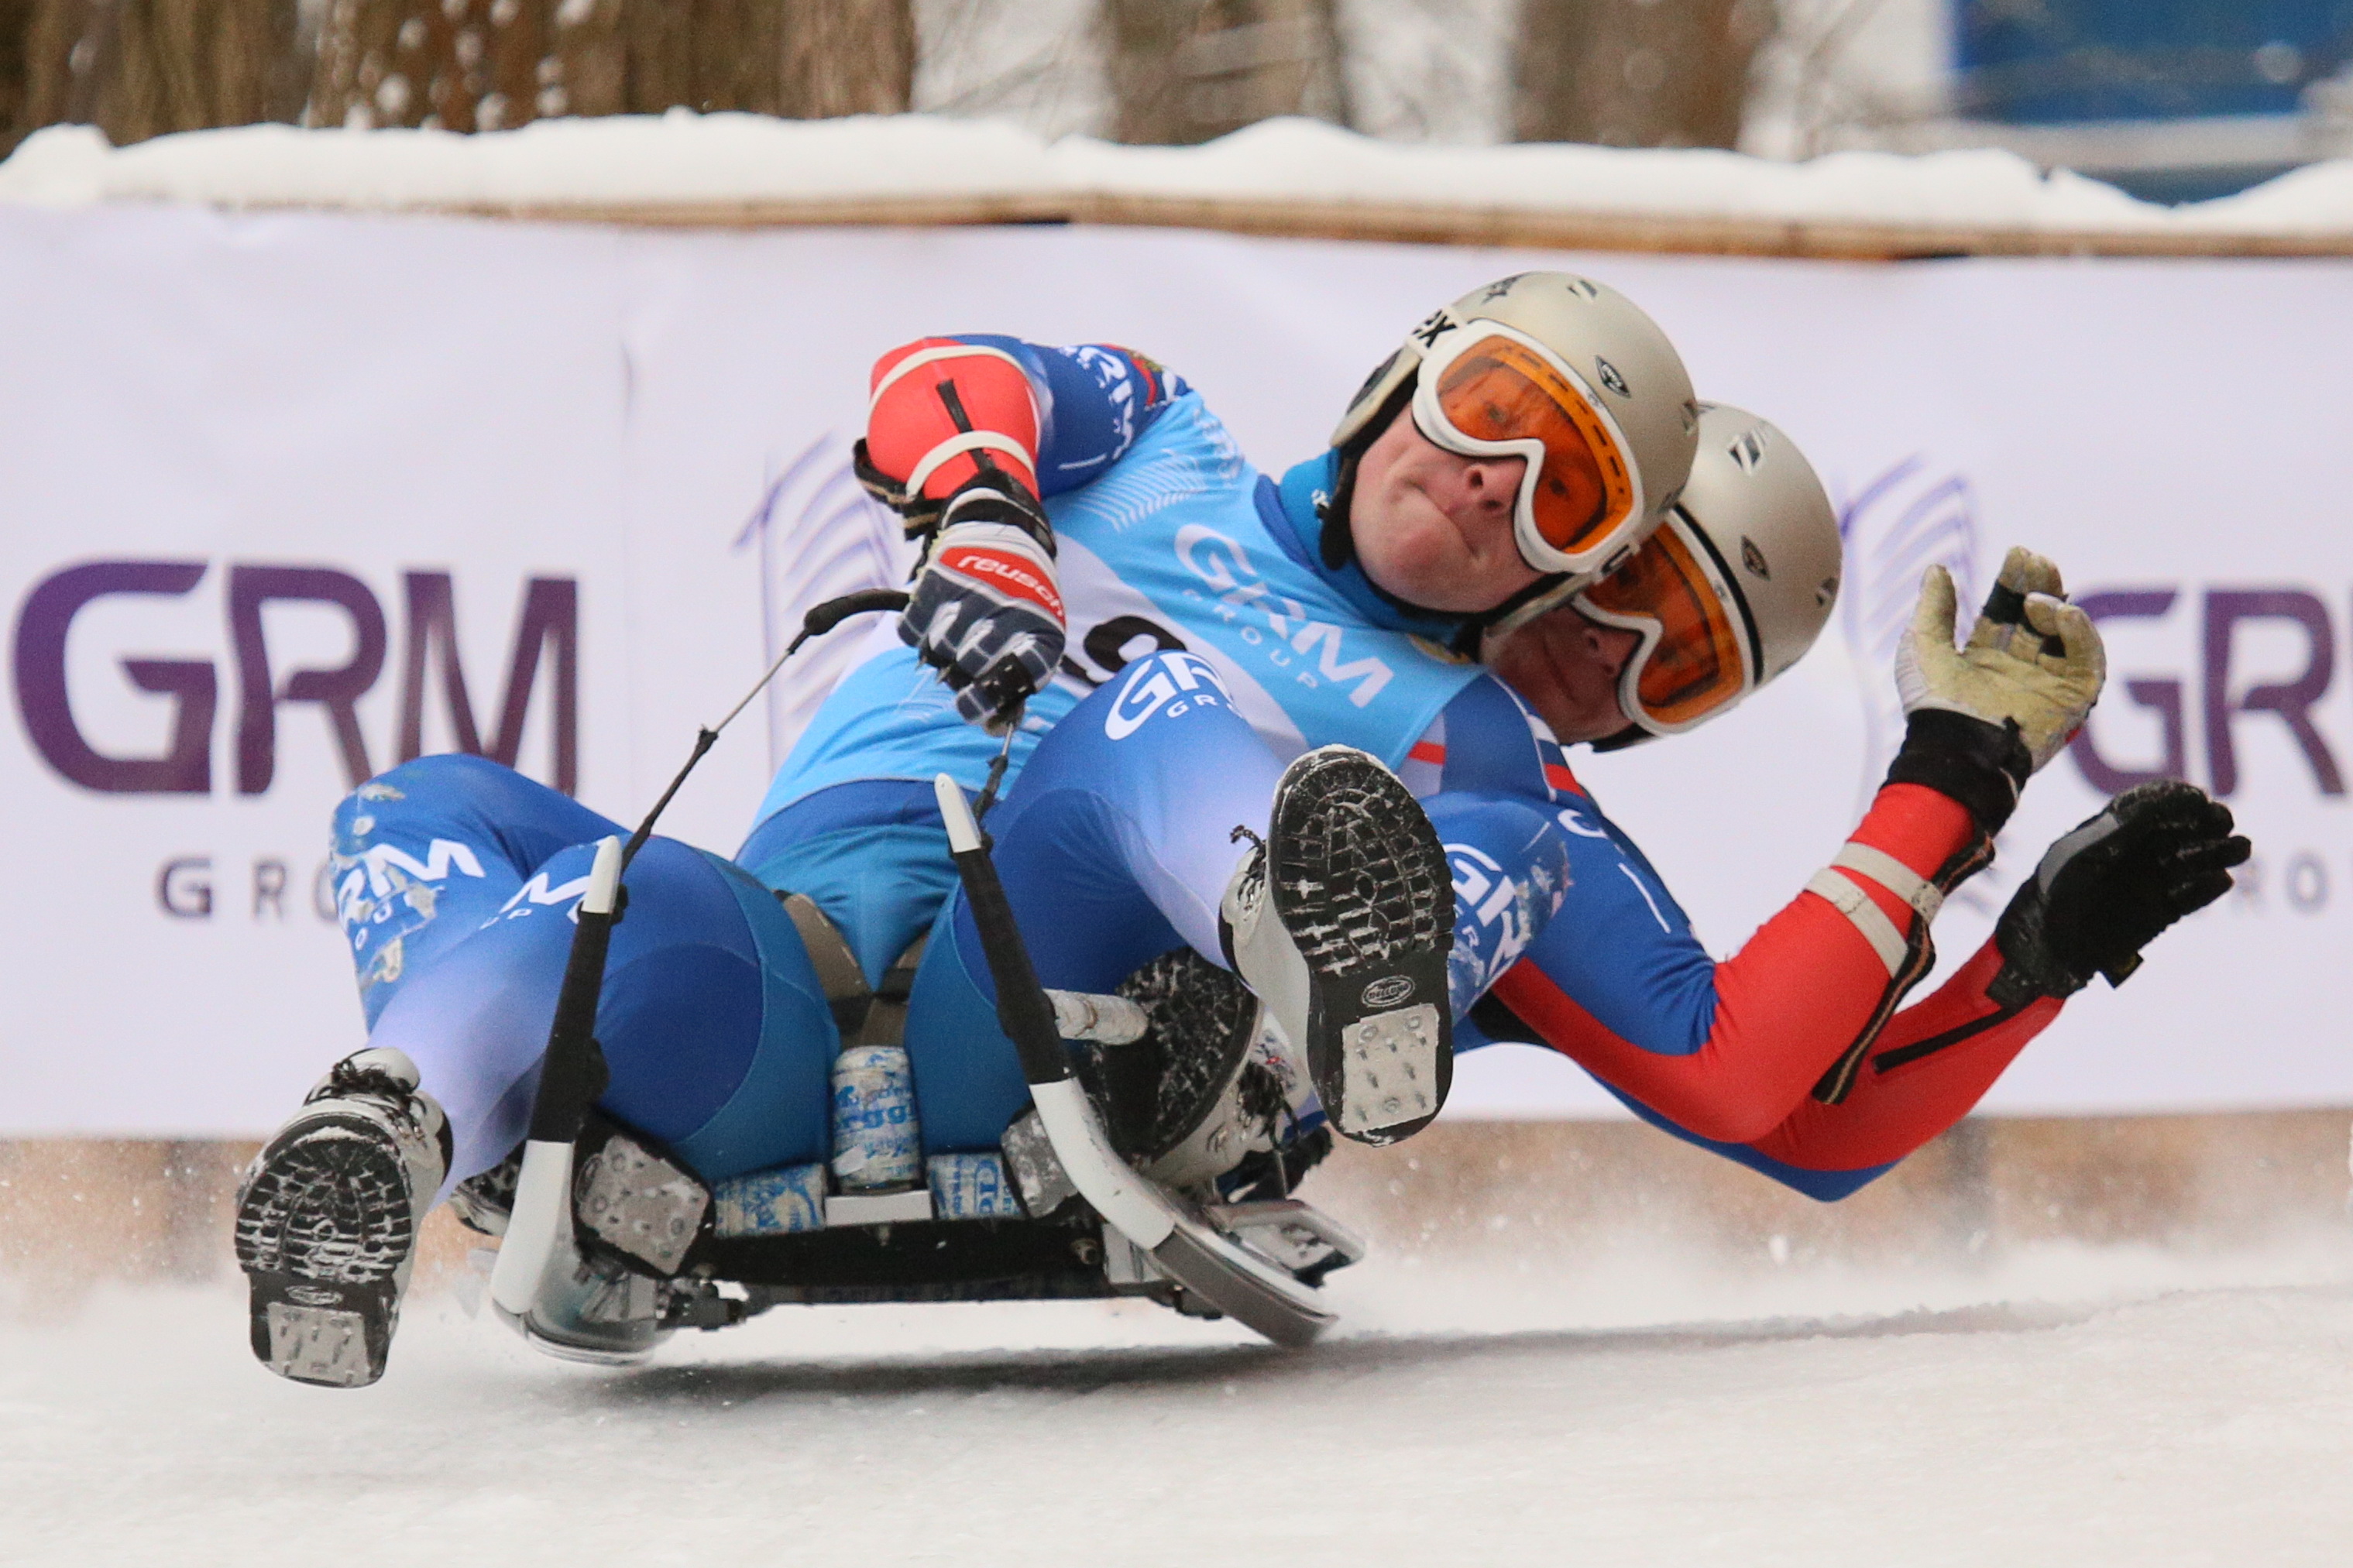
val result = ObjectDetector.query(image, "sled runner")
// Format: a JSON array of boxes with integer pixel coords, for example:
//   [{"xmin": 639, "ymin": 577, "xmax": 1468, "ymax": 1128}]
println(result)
[{"xmin": 475, "ymin": 818, "xmax": 1359, "ymax": 1361}]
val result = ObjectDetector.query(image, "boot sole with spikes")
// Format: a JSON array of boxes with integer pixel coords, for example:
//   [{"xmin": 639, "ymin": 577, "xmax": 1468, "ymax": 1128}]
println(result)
[
  {"xmin": 234, "ymin": 1111, "xmax": 421, "ymax": 1388},
  {"xmin": 1242, "ymin": 746, "xmax": 1455, "ymax": 1145}
]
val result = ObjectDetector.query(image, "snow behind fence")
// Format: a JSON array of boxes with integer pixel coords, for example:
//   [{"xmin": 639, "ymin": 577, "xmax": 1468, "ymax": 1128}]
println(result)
[{"xmin": 9, "ymin": 112, "xmax": 2353, "ymax": 252}]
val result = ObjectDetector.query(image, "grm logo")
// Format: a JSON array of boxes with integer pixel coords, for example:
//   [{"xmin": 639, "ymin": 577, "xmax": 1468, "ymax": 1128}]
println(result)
[
  {"xmin": 12, "ymin": 561, "xmax": 578, "ymax": 796},
  {"xmin": 1104, "ymin": 650, "xmax": 1230, "ymax": 740}
]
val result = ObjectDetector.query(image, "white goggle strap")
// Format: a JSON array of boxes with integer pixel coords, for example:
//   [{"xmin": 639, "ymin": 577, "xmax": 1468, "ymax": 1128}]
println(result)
[
  {"xmin": 1805, "ymin": 845, "xmax": 1943, "ymax": 978},
  {"xmin": 1674, "ymin": 507, "xmax": 1764, "ymax": 696}
]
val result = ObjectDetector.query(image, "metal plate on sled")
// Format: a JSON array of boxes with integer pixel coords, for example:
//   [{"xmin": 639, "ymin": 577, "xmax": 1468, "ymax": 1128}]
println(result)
[
  {"xmin": 1204, "ymin": 1199, "xmax": 1366, "ymax": 1276},
  {"xmin": 1001, "ymin": 1110, "xmax": 1078, "ymax": 1217},
  {"xmin": 824, "ymin": 1188, "xmax": 936, "ymax": 1227},
  {"xmin": 1101, "ymin": 1226, "xmax": 1164, "ymax": 1292},
  {"xmin": 575, "ymin": 1134, "xmax": 708, "ymax": 1275}
]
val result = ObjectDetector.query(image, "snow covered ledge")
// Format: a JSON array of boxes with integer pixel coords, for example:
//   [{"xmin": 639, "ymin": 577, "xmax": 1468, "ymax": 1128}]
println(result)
[{"xmin": 6, "ymin": 111, "xmax": 2353, "ymax": 259}]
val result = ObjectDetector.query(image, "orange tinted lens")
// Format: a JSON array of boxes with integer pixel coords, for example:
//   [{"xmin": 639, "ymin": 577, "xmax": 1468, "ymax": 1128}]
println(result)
[
  {"xmin": 1433, "ymin": 335, "xmax": 1632, "ymax": 554},
  {"xmin": 1582, "ymin": 523, "xmax": 1747, "ymax": 727}
]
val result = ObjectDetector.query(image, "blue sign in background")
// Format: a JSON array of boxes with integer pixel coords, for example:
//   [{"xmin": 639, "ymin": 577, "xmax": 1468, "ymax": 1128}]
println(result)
[{"xmin": 1957, "ymin": 0, "xmax": 2353, "ymax": 124}]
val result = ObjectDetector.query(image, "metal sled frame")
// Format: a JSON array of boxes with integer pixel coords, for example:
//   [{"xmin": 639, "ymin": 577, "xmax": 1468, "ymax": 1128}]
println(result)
[{"xmin": 485, "ymin": 790, "xmax": 1340, "ymax": 1358}]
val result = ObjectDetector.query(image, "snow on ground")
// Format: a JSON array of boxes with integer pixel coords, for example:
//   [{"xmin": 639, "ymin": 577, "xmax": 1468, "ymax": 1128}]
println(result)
[
  {"xmin": 6, "ymin": 112, "xmax": 2353, "ymax": 238},
  {"xmin": 8, "ymin": 1237, "xmax": 2353, "ymax": 1566}
]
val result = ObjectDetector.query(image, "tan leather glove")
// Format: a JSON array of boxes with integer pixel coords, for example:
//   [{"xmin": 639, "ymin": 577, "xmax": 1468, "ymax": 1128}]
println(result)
[{"xmin": 1894, "ymin": 547, "xmax": 2106, "ymax": 774}]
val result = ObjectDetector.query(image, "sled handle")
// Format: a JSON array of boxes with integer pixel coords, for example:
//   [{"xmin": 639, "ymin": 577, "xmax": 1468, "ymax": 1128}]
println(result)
[{"xmin": 936, "ymin": 773, "xmax": 1070, "ymax": 1086}]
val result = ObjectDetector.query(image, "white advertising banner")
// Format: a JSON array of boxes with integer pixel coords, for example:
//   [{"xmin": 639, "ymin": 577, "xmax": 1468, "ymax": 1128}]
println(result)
[{"xmin": 4, "ymin": 203, "xmax": 2347, "ymax": 1134}]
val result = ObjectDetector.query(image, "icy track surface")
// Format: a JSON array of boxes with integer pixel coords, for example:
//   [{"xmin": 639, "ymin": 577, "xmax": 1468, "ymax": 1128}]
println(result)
[{"xmin": 8, "ymin": 1244, "xmax": 2353, "ymax": 1566}]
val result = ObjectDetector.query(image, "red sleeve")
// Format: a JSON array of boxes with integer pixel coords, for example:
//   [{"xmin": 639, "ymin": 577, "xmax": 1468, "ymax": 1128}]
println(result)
[
  {"xmin": 1492, "ymin": 782, "xmax": 1981, "ymax": 1144},
  {"xmin": 866, "ymin": 338, "xmax": 1043, "ymax": 502},
  {"xmin": 1745, "ymin": 939, "xmax": 2063, "ymax": 1173}
]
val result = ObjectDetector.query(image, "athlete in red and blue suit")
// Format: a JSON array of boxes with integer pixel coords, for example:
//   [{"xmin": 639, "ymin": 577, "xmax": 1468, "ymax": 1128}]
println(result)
[
  {"xmin": 1429, "ymin": 674, "xmax": 2080, "ymax": 1202},
  {"xmin": 1430, "ymin": 533, "xmax": 2246, "ymax": 1202}
]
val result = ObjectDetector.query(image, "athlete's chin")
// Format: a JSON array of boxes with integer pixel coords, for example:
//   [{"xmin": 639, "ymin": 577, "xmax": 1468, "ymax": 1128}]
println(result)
[
  {"xmin": 1368, "ymin": 551, "xmax": 1488, "ymax": 612},
  {"xmin": 1514, "ymin": 683, "xmax": 1624, "ymax": 744},
  {"xmin": 1486, "ymin": 631, "xmax": 1619, "ymax": 742},
  {"xmin": 1355, "ymin": 489, "xmax": 1529, "ymax": 609},
  {"xmin": 1356, "ymin": 523, "xmax": 1458, "ymax": 606}
]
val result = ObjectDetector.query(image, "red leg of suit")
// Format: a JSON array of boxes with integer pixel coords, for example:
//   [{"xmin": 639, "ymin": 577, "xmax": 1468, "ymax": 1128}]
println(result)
[{"xmin": 1744, "ymin": 939, "xmax": 2063, "ymax": 1173}]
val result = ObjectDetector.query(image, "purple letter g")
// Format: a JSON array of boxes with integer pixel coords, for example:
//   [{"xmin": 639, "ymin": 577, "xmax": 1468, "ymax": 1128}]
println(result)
[{"xmin": 13, "ymin": 561, "xmax": 215, "ymax": 794}]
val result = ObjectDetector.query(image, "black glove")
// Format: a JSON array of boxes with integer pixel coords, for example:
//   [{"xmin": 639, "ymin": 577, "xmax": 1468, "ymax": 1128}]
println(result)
[
  {"xmin": 1989, "ymin": 780, "xmax": 2250, "ymax": 1005},
  {"xmin": 898, "ymin": 475, "xmax": 1065, "ymax": 731}
]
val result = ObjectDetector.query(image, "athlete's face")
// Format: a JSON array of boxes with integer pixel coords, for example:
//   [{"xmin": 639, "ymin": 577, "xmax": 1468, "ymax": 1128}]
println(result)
[
  {"xmin": 1349, "ymin": 411, "xmax": 1541, "ymax": 613},
  {"xmin": 1480, "ymin": 603, "xmax": 1642, "ymax": 744}
]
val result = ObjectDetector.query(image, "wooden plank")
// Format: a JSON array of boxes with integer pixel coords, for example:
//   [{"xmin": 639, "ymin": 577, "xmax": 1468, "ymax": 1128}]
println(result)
[
  {"xmin": 214, "ymin": 189, "xmax": 2353, "ymax": 259},
  {"xmin": 1063, "ymin": 194, "xmax": 2353, "ymax": 260}
]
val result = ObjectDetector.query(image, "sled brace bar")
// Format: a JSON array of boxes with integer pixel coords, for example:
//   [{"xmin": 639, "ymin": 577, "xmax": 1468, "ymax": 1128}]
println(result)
[
  {"xmin": 935, "ymin": 774, "xmax": 1335, "ymax": 1347},
  {"xmin": 489, "ymin": 838, "xmax": 652, "ymax": 1363}
]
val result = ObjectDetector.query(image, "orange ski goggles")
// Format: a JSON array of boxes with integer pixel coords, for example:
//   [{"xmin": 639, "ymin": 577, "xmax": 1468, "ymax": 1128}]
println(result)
[
  {"xmin": 1413, "ymin": 322, "xmax": 1644, "ymax": 578},
  {"xmin": 1575, "ymin": 507, "xmax": 1760, "ymax": 735}
]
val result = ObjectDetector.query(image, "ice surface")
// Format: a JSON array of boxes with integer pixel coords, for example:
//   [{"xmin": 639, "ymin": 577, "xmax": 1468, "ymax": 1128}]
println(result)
[
  {"xmin": 7, "ymin": 1239, "xmax": 2352, "ymax": 1566},
  {"xmin": 5, "ymin": 112, "xmax": 2353, "ymax": 237}
]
